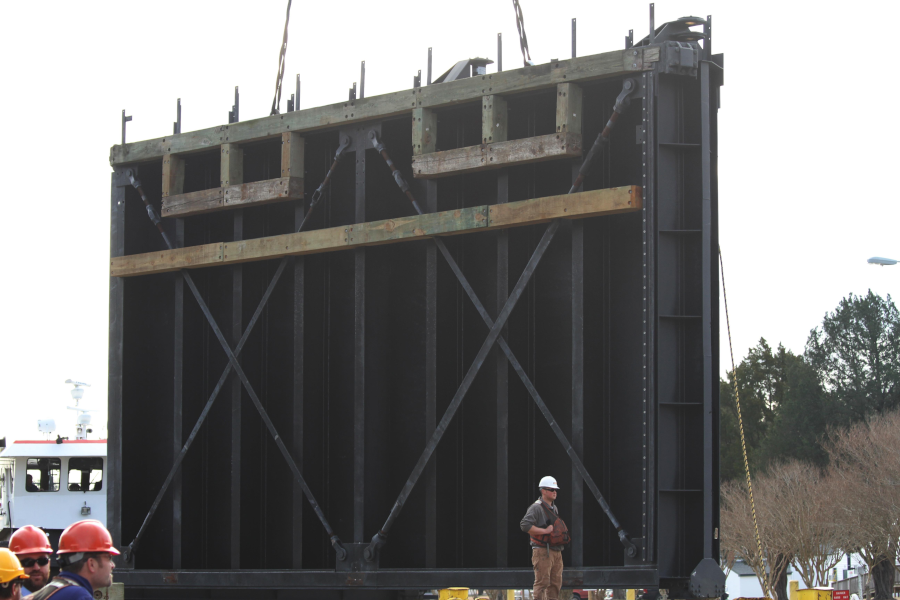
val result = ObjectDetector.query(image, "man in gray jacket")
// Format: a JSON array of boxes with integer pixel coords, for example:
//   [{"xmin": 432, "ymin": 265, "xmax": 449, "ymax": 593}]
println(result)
[{"xmin": 520, "ymin": 476, "xmax": 564, "ymax": 600}]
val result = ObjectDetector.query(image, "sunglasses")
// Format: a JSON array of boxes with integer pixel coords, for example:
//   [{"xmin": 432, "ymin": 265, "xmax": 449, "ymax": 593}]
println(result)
[
  {"xmin": 19, "ymin": 557, "xmax": 49, "ymax": 568},
  {"xmin": 542, "ymin": 488, "xmax": 558, "ymax": 492}
]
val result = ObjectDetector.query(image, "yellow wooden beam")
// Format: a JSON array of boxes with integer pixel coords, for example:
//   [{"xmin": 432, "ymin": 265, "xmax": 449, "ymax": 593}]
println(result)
[{"xmin": 112, "ymin": 186, "xmax": 640, "ymax": 277}]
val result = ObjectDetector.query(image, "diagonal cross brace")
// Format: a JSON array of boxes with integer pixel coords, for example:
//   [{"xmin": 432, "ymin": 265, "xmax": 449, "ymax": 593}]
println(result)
[
  {"xmin": 367, "ymin": 92, "xmax": 640, "ymax": 557},
  {"xmin": 124, "ymin": 149, "xmax": 351, "ymax": 561},
  {"xmin": 431, "ymin": 236, "xmax": 635, "ymax": 555},
  {"xmin": 126, "ymin": 256, "xmax": 290, "ymax": 561},
  {"xmin": 365, "ymin": 218, "xmax": 561, "ymax": 561}
]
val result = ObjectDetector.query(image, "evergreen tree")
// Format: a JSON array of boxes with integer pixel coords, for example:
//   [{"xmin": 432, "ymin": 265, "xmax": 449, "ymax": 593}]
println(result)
[
  {"xmin": 719, "ymin": 339, "xmax": 791, "ymax": 479},
  {"xmin": 755, "ymin": 356, "xmax": 832, "ymax": 468},
  {"xmin": 806, "ymin": 290, "xmax": 900, "ymax": 421}
]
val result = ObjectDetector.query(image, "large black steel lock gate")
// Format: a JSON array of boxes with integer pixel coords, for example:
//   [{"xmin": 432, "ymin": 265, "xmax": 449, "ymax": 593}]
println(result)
[{"xmin": 107, "ymin": 17, "xmax": 723, "ymax": 597}]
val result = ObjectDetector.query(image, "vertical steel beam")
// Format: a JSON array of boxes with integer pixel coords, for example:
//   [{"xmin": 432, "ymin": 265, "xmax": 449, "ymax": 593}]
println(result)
[
  {"xmin": 495, "ymin": 171, "xmax": 509, "ymax": 568},
  {"xmin": 293, "ymin": 202, "xmax": 305, "ymax": 569},
  {"xmin": 571, "ymin": 218, "xmax": 584, "ymax": 568},
  {"xmin": 231, "ymin": 211, "xmax": 243, "ymax": 568},
  {"xmin": 424, "ymin": 179, "xmax": 438, "ymax": 568},
  {"xmin": 121, "ymin": 110, "xmax": 131, "ymax": 145},
  {"xmin": 354, "ymin": 137, "xmax": 367, "ymax": 543},
  {"xmin": 107, "ymin": 171, "xmax": 127, "ymax": 551},
  {"xmin": 700, "ymin": 60, "xmax": 714, "ymax": 559},
  {"xmin": 360, "ymin": 61, "xmax": 366, "ymax": 99},
  {"xmin": 172, "ymin": 219, "xmax": 185, "ymax": 569},
  {"xmin": 642, "ymin": 70, "xmax": 657, "ymax": 563},
  {"xmin": 571, "ymin": 18, "xmax": 576, "ymax": 58}
]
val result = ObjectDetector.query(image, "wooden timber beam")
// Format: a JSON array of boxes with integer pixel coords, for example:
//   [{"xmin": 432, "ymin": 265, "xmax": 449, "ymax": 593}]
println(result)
[
  {"xmin": 110, "ymin": 47, "xmax": 660, "ymax": 166},
  {"xmin": 161, "ymin": 135, "xmax": 305, "ymax": 218},
  {"xmin": 162, "ymin": 154, "xmax": 185, "ymax": 198},
  {"xmin": 112, "ymin": 186, "xmax": 640, "ymax": 277},
  {"xmin": 556, "ymin": 83, "xmax": 583, "ymax": 135},
  {"xmin": 482, "ymin": 95, "xmax": 507, "ymax": 144},
  {"xmin": 162, "ymin": 177, "xmax": 303, "ymax": 218},
  {"xmin": 412, "ymin": 107, "xmax": 437, "ymax": 155},
  {"xmin": 411, "ymin": 132, "xmax": 582, "ymax": 178},
  {"xmin": 220, "ymin": 143, "xmax": 243, "ymax": 186}
]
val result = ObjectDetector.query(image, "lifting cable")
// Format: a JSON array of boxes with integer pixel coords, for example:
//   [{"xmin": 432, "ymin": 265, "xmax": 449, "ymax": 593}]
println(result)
[
  {"xmin": 511, "ymin": 0, "xmax": 533, "ymax": 67},
  {"xmin": 719, "ymin": 246, "xmax": 772, "ymax": 599},
  {"xmin": 269, "ymin": 0, "xmax": 293, "ymax": 115}
]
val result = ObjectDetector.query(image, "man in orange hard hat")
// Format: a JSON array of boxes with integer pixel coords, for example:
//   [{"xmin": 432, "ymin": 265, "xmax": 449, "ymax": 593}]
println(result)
[
  {"xmin": 8, "ymin": 526, "xmax": 53, "ymax": 597},
  {"xmin": 0, "ymin": 548, "xmax": 28, "ymax": 600},
  {"xmin": 26, "ymin": 520, "xmax": 118, "ymax": 600}
]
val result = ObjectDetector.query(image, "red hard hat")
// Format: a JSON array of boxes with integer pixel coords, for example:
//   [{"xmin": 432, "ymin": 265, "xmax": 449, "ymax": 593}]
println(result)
[
  {"xmin": 8, "ymin": 526, "xmax": 52, "ymax": 555},
  {"xmin": 57, "ymin": 520, "xmax": 119, "ymax": 555}
]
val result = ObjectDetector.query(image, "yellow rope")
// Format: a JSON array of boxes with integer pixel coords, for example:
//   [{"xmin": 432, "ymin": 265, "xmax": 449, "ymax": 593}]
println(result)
[{"xmin": 719, "ymin": 246, "xmax": 772, "ymax": 599}]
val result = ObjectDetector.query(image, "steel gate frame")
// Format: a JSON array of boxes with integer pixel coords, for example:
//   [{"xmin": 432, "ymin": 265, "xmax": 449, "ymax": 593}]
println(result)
[{"xmin": 107, "ymin": 18, "xmax": 724, "ymax": 598}]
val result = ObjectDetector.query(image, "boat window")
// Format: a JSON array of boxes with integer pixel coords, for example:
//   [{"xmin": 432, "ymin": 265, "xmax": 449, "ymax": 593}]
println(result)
[
  {"xmin": 25, "ymin": 458, "xmax": 60, "ymax": 492},
  {"xmin": 67, "ymin": 457, "xmax": 103, "ymax": 492}
]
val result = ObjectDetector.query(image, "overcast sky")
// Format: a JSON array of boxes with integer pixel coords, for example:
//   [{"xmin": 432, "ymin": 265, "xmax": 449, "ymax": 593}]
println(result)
[{"xmin": 1, "ymin": 0, "xmax": 897, "ymax": 443}]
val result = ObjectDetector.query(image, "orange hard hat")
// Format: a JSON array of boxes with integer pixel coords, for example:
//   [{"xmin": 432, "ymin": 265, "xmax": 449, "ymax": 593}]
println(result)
[
  {"xmin": 57, "ymin": 520, "xmax": 119, "ymax": 556},
  {"xmin": 9, "ymin": 526, "xmax": 52, "ymax": 555}
]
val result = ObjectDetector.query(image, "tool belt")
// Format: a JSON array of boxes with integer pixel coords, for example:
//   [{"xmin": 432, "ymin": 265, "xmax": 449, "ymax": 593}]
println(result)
[
  {"xmin": 28, "ymin": 576, "xmax": 82, "ymax": 600},
  {"xmin": 530, "ymin": 500, "xmax": 572, "ymax": 547}
]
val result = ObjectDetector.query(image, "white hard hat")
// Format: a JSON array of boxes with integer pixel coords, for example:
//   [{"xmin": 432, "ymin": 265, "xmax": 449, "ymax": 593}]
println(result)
[{"xmin": 539, "ymin": 476, "xmax": 560, "ymax": 490}]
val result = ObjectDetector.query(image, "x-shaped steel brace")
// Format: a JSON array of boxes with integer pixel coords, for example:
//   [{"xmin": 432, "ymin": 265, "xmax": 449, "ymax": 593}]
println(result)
[
  {"xmin": 123, "ymin": 134, "xmax": 354, "ymax": 563},
  {"xmin": 365, "ymin": 78, "xmax": 639, "ymax": 561}
]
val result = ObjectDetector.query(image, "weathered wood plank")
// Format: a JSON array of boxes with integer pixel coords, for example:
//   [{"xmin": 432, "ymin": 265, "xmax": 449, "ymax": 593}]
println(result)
[
  {"xmin": 356, "ymin": 206, "xmax": 488, "ymax": 246},
  {"xmin": 111, "ymin": 90, "xmax": 416, "ymax": 165},
  {"xmin": 281, "ymin": 133, "xmax": 304, "ymax": 178},
  {"xmin": 112, "ymin": 187, "xmax": 640, "ymax": 277},
  {"xmin": 162, "ymin": 154, "xmax": 184, "ymax": 198},
  {"xmin": 488, "ymin": 185, "xmax": 641, "ymax": 227},
  {"xmin": 416, "ymin": 48, "xmax": 657, "ymax": 110},
  {"xmin": 412, "ymin": 108, "xmax": 437, "ymax": 155},
  {"xmin": 220, "ymin": 144, "xmax": 243, "ymax": 186},
  {"xmin": 483, "ymin": 95, "xmax": 507, "ymax": 143},
  {"xmin": 162, "ymin": 188, "xmax": 224, "ymax": 217},
  {"xmin": 556, "ymin": 83, "xmax": 583, "ymax": 135},
  {"xmin": 110, "ymin": 47, "xmax": 660, "ymax": 166},
  {"xmin": 223, "ymin": 226, "xmax": 349, "ymax": 264},
  {"xmin": 110, "ymin": 243, "xmax": 223, "ymax": 277},
  {"xmin": 411, "ymin": 132, "xmax": 582, "ymax": 179},
  {"xmin": 162, "ymin": 177, "xmax": 303, "ymax": 218},
  {"xmin": 223, "ymin": 177, "xmax": 303, "ymax": 209}
]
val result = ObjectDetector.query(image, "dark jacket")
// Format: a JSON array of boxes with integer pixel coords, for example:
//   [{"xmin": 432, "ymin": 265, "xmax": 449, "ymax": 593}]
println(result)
[
  {"xmin": 520, "ymin": 498, "xmax": 565, "ymax": 551},
  {"xmin": 31, "ymin": 572, "xmax": 93, "ymax": 600}
]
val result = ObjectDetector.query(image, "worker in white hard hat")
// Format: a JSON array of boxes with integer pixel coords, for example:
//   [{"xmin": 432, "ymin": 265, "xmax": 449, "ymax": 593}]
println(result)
[{"xmin": 520, "ymin": 476, "xmax": 571, "ymax": 600}]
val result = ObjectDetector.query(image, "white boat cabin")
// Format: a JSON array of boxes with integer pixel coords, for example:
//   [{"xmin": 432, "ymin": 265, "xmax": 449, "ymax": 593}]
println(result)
[{"xmin": 0, "ymin": 440, "xmax": 107, "ymax": 534}]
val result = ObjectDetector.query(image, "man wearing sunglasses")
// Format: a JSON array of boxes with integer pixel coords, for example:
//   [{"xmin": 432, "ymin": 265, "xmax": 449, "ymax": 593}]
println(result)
[
  {"xmin": 7, "ymin": 526, "xmax": 52, "ymax": 597},
  {"xmin": 26, "ymin": 520, "xmax": 118, "ymax": 600}
]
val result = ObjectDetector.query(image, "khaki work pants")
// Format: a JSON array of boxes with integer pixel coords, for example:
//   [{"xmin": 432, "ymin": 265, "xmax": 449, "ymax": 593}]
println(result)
[{"xmin": 531, "ymin": 547, "xmax": 563, "ymax": 600}]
